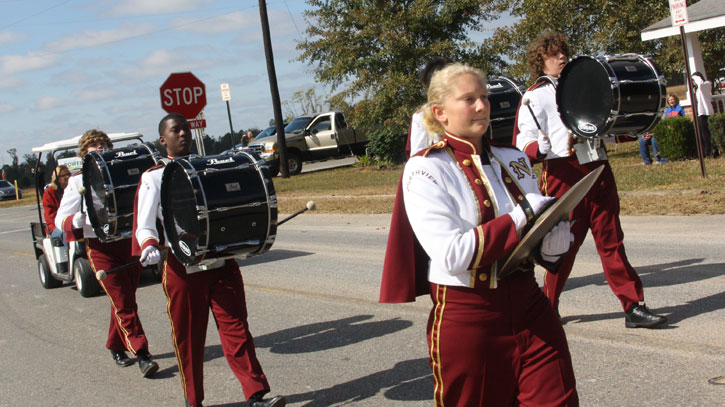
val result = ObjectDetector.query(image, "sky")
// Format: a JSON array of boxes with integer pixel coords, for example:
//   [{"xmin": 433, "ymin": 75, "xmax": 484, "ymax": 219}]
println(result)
[
  {"xmin": 0, "ymin": 0, "xmax": 320, "ymax": 165},
  {"xmin": 0, "ymin": 0, "xmax": 506, "ymax": 166}
]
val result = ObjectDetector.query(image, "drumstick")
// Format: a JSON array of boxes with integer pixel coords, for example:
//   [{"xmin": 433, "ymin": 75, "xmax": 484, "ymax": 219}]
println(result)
[
  {"xmin": 78, "ymin": 186, "xmax": 86, "ymax": 215},
  {"xmin": 522, "ymin": 98, "xmax": 550, "ymax": 142},
  {"xmin": 96, "ymin": 260, "xmax": 141, "ymax": 281},
  {"xmin": 277, "ymin": 201, "xmax": 316, "ymax": 226}
]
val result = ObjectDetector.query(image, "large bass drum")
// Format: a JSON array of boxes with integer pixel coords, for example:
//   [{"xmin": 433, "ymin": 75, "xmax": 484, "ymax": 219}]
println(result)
[
  {"xmin": 160, "ymin": 151, "xmax": 277, "ymax": 266},
  {"xmin": 83, "ymin": 142, "xmax": 161, "ymax": 242},
  {"xmin": 486, "ymin": 75, "xmax": 524, "ymax": 143},
  {"xmin": 557, "ymin": 54, "xmax": 666, "ymax": 138}
]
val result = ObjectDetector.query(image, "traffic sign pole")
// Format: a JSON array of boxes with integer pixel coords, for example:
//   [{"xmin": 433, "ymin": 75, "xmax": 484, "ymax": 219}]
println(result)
[{"xmin": 220, "ymin": 83, "xmax": 235, "ymax": 148}]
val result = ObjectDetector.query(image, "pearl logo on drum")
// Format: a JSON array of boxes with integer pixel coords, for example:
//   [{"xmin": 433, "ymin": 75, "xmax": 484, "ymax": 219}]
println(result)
[
  {"xmin": 207, "ymin": 157, "xmax": 235, "ymax": 166},
  {"xmin": 179, "ymin": 241, "xmax": 192, "ymax": 257},
  {"xmin": 115, "ymin": 150, "xmax": 138, "ymax": 158},
  {"xmin": 577, "ymin": 122, "xmax": 598, "ymax": 134}
]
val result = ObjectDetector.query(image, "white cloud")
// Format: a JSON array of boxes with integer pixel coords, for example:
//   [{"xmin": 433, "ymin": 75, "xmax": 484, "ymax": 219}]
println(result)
[
  {"xmin": 50, "ymin": 70, "xmax": 98, "ymax": 85},
  {"xmin": 0, "ymin": 52, "xmax": 57, "ymax": 75},
  {"xmin": 172, "ymin": 10, "xmax": 256, "ymax": 34},
  {"xmin": 118, "ymin": 48, "xmax": 213, "ymax": 79},
  {"xmin": 75, "ymin": 88, "xmax": 117, "ymax": 103},
  {"xmin": 44, "ymin": 23, "xmax": 156, "ymax": 52},
  {"xmin": 0, "ymin": 104, "xmax": 15, "ymax": 114},
  {"xmin": 108, "ymin": 0, "xmax": 214, "ymax": 16},
  {"xmin": 0, "ymin": 31, "xmax": 26, "ymax": 45},
  {"xmin": 0, "ymin": 76, "xmax": 24, "ymax": 90},
  {"xmin": 36, "ymin": 96, "xmax": 64, "ymax": 110}
]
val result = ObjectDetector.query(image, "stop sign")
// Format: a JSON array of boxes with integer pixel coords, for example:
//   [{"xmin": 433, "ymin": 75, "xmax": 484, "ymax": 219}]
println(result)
[{"xmin": 160, "ymin": 72, "xmax": 206, "ymax": 119}]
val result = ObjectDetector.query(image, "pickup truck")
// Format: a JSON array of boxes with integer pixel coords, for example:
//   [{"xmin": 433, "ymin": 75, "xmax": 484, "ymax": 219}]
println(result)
[{"xmin": 245, "ymin": 111, "xmax": 368, "ymax": 175}]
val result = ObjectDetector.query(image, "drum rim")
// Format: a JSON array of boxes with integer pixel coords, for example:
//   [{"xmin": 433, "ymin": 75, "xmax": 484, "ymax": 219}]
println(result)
[{"xmin": 238, "ymin": 150, "xmax": 277, "ymax": 257}]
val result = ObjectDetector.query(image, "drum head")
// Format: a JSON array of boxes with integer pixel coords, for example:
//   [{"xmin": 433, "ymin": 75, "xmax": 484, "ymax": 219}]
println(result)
[
  {"xmin": 161, "ymin": 161, "xmax": 201, "ymax": 265},
  {"xmin": 557, "ymin": 56, "xmax": 613, "ymax": 137},
  {"xmin": 82, "ymin": 152, "xmax": 113, "ymax": 240}
]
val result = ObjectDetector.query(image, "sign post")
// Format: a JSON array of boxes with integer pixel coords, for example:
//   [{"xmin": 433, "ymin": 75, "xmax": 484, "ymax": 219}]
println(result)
[
  {"xmin": 160, "ymin": 72, "xmax": 208, "ymax": 155},
  {"xmin": 220, "ymin": 83, "xmax": 235, "ymax": 148},
  {"xmin": 669, "ymin": 0, "xmax": 706, "ymax": 178}
]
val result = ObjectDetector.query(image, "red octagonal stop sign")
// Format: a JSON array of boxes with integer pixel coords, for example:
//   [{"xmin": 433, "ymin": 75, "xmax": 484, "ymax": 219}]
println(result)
[{"xmin": 160, "ymin": 72, "xmax": 206, "ymax": 119}]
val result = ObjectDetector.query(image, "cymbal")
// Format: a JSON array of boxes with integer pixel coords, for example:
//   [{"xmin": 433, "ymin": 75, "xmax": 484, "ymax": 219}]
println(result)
[{"xmin": 498, "ymin": 164, "xmax": 605, "ymax": 277}]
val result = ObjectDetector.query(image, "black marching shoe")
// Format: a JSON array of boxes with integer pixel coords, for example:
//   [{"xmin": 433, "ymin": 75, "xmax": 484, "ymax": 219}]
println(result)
[
  {"xmin": 248, "ymin": 392, "xmax": 286, "ymax": 407},
  {"xmin": 137, "ymin": 349, "xmax": 159, "ymax": 378},
  {"xmin": 111, "ymin": 349, "xmax": 133, "ymax": 367},
  {"xmin": 625, "ymin": 303, "xmax": 667, "ymax": 328}
]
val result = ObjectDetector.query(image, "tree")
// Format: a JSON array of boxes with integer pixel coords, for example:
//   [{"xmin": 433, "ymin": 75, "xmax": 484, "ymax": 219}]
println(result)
[
  {"xmin": 297, "ymin": 0, "xmax": 502, "ymax": 134},
  {"xmin": 485, "ymin": 0, "xmax": 723, "ymax": 84}
]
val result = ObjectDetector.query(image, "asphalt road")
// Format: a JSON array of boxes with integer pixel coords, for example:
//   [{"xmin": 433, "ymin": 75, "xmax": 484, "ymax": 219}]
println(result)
[{"xmin": 0, "ymin": 205, "xmax": 723, "ymax": 406}]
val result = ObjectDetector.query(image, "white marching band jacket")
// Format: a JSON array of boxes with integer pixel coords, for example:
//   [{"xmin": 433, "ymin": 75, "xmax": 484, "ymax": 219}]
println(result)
[
  {"xmin": 515, "ymin": 80, "xmax": 573, "ymax": 159},
  {"xmin": 55, "ymin": 172, "xmax": 97, "ymax": 239}
]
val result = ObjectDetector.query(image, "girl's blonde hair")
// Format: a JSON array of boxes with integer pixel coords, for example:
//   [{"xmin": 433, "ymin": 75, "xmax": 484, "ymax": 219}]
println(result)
[
  {"xmin": 50, "ymin": 165, "xmax": 70, "ymax": 190},
  {"xmin": 421, "ymin": 63, "xmax": 487, "ymax": 139}
]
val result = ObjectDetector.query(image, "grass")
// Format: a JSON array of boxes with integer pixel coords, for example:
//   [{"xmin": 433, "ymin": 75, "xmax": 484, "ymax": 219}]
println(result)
[{"xmin": 4, "ymin": 143, "xmax": 725, "ymax": 215}]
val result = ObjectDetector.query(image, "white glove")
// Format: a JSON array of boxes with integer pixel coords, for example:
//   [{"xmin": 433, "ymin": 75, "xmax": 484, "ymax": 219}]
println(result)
[
  {"xmin": 510, "ymin": 193, "xmax": 555, "ymax": 233},
  {"xmin": 71, "ymin": 213, "xmax": 86, "ymax": 229},
  {"xmin": 538, "ymin": 130, "xmax": 551, "ymax": 154},
  {"xmin": 541, "ymin": 221, "xmax": 574, "ymax": 262},
  {"xmin": 140, "ymin": 246, "xmax": 161, "ymax": 267}
]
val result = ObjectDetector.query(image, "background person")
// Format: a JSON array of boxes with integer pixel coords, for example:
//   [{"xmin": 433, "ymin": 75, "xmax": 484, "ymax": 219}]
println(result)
[
  {"xmin": 513, "ymin": 32, "xmax": 667, "ymax": 328},
  {"xmin": 43, "ymin": 165, "xmax": 71, "ymax": 245},
  {"xmin": 133, "ymin": 113, "xmax": 285, "ymax": 407},
  {"xmin": 381, "ymin": 63, "xmax": 578, "ymax": 406},
  {"xmin": 692, "ymin": 72, "xmax": 714, "ymax": 157},
  {"xmin": 665, "ymin": 94, "xmax": 685, "ymax": 118},
  {"xmin": 639, "ymin": 133, "xmax": 667, "ymax": 165},
  {"xmin": 55, "ymin": 129, "xmax": 158, "ymax": 376},
  {"xmin": 407, "ymin": 56, "xmax": 448, "ymax": 157}
]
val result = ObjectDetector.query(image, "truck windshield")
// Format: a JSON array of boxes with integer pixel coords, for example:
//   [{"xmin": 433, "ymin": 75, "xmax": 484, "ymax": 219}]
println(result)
[
  {"xmin": 256, "ymin": 126, "xmax": 276, "ymax": 140},
  {"xmin": 284, "ymin": 117, "xmax": 313, "ymax": 133}
]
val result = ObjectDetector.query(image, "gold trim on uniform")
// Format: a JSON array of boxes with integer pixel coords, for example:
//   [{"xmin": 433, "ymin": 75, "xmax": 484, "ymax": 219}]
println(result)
[
  {"xmin": 478, "ymin": 273, "xmax": 488, "ymax": 282},
  {"xmin": 483, "ymin": 200, "xmax": 491, "ymax": 207},
  {"xmin": 474, "ymin": 178, "xmax": 482, "ymax": 185},
  {"xmin": 462, "ymin": 159, "xmax": 472, "ymax": 167},
  {"xmin": 430, "ymin": 284, "xmax": 447, "ymax": 407},
  {"xmin": 517, "ymin": 194, "xmax": 524, "ymax": 201},
  {"xmin": 504, "ymin": 177, "xmax": 512, "ymax": 183}
]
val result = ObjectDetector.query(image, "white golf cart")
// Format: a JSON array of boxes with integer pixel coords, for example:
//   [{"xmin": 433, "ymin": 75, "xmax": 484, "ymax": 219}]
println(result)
[{"xmin": 30, "ymin": 132, "xmax": 162, "ymax": 297}]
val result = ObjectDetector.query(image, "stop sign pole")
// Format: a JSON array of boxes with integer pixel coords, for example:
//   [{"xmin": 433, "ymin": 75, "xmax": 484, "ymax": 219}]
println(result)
[{"xmin": 160, "ymin": 72, "xmax": 208, "ymax": 155}]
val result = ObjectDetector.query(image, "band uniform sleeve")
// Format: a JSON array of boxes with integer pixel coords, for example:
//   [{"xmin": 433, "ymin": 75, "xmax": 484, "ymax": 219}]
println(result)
[
  {"xmin": 408, "ymin": 111, "xmax": 431, "ymax": 158},
  {"xmin": 402, "ymin": 158, "xmax": 479, "ymax": 280},
  {"xmin": 42, "ymin": 188, "xmax": 57, "ymax": 234},
  {"xmin": 134, "ymin": 171, "xmax": 161, "ymax": 253},
  {"xmin": 516, "ymin": 92, "xmax": 546, "ymax": 161},
  {"xmin": 55, "ymin": 173, "xmax": 85, "ymax": 241}
]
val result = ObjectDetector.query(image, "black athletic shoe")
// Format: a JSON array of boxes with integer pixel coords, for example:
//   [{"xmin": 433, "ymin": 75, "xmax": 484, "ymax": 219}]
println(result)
[
  {"xmin": 110, "ymin": 350, "xmax": 133, "ymax": 367},
  {"xmin": 248, "ymin": 394, "xmax": 286, "ymax": 407},
  {"xmin": 625, "ymin": 303, "xmax": 667, "ymax": 328}
]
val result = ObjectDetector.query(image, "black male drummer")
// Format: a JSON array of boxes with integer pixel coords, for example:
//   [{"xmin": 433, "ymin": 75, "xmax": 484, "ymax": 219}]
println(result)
[
  {"xmin": 55, "ymin": 129, "xmax": 159, "ymax": 375},
  {"xmin": 132, "ymin": 113, "xmax": 286, "ymax": 407},
  {"xmin": 513, "ymin": 32, "xmax": 667, "ymax": 328}
]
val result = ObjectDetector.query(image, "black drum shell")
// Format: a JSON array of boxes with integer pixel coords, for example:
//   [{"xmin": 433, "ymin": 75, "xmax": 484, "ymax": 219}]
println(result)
[
  {"xmin": 82, "ymin": 143, "xmax": 160, "ymax": 242},
  {"xmin": 486, "ymin": 76, "xmax": 524, "ymax": 143},
  {"xmin": 557, "ymin": 54, "xmax": 666, "ymax": 138},
  {"xmin": 160, "ymin": 151, "xmax": 277, "ymax": 266}
]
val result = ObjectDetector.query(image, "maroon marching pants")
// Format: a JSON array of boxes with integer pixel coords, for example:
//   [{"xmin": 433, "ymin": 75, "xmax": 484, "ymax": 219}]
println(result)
[
  {"xmin": 162, "ymin": 254, "xmax": 269, "ymax": 406},
  {"xmin": 427, "ymin": 272, "xmax": 578, "ymax": 407},
  {"xmin": 86, "ymin": 238, "xmax": 149, "ymax": 354},
  {"xmin": 540, "ymin": 158, "xmax": 644, "ymax": 312}
]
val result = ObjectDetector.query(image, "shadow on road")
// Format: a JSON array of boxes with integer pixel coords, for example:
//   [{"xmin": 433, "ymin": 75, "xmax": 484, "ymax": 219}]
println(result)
[
  {"xmin": 283, "ymin": 357, "xmax": 432, "ymax": 406},
  {"xmin": 562, "ymin": 258, "xmax": 725, "ymax": 326},
  {"xmin": 236, "ymin": 249, "xmax": 314, "ymax": 267},
  {"xmin": 253, "ymin": 314, "xmax": 414, "ymax": 354}
]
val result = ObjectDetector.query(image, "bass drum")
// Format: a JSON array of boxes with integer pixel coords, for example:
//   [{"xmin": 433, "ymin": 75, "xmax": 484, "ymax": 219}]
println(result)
[
  {"xmin": 83, "ymin": 143, "xmax": 160, "ymax": 242},
  {"xmin": 557, "ymin": 54, "xmax": 666, "ymax": 138},
  {"xmin": 160, "ymin": 151, "xmax": 277, "ymax": 267},
  {"xmin": 485, "ymin": 75, "xmax": 524, "ymax": 143}
]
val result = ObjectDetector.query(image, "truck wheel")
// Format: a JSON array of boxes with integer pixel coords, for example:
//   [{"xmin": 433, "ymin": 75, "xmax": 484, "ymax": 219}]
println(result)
[
  {"xmin": 287, "ymin": 151, "xmax": 303, "ymax": 175},
  {"xmin": 74, "ymin": 258, "xmax": 101, "ymax": 297},
  {"xmin": 38, "ymin": 254, "xmax": 62, "ymax": 289}
]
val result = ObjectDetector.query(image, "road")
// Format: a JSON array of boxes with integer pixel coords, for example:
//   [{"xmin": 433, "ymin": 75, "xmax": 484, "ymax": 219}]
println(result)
[{"xmin": 1, "ymin": 205, "xmax": 723, "ymax": 406}]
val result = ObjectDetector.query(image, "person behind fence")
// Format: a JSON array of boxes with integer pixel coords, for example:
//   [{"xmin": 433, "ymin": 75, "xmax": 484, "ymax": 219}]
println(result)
[
  {"xmin": 513, "ymin": 32, "xmax": 668, "ymax": 329},
  {"xmin": 692, "ymin": 72, "xmax": 714, "ymax": 157},
  {"xmin": 639, "ymin": 133, "xmax": 667, "ymax": 165},
  {"xmin": 380, "ymin": 62, "xmax": 578, "ymax": 406},
  {"xmin": 43, "ymin": 165, "xmax": 71, "ymax": 247},
  {"xmin": 665, "ymin": 94, "xmax": 685, "ymax": 118}
]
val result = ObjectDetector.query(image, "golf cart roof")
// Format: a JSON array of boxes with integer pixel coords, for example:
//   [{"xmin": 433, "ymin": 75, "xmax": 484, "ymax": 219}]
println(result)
[{"xmin": 31, "ymin": 132, "xmax": 144, "ymax": 154}]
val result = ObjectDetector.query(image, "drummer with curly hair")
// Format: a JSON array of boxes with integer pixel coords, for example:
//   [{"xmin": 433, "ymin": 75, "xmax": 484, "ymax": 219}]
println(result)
[
  {"xmin": 513, "ymin": 32, "xmax": 667, "ymax": 328},
  {"xmin": 132, "ymin": 113, "xmax": 286, "ymax": 407},
  {"xmin": 55, "ymin": 129, "xmax": 159, "ymax": 375}
]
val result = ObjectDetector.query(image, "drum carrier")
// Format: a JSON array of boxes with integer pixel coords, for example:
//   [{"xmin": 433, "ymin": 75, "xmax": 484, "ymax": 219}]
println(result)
[
  {"xmin": 556, "ymin": 54, "xmax": 666, "ymax": 138},
  {"xmin": 83, "ymin": 142, "xmax": 161, "ymax": 242},
  {"xmin": 160, "ymin": 151, "xmax": 277, "ymax": 267}
]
